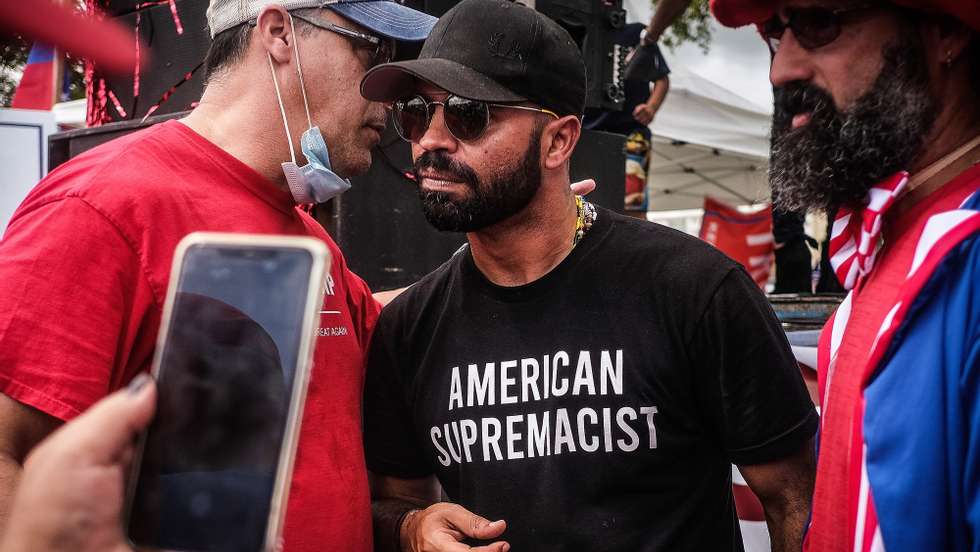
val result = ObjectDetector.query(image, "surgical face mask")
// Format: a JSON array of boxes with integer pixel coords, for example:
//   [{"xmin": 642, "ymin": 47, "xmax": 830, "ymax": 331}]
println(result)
[{"xmin": 268, "ymin": 13, "xmax": 351, "ymax": 204}]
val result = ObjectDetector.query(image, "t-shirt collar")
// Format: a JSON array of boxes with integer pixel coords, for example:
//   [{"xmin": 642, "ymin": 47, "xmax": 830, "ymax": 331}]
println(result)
[
  {"xmin": 169, "ymin": 120, "xmax": 298, "ymax": 215},
  {"xmin": 461, "ymin": 205, "xmax": 614, "ymax": 303}
]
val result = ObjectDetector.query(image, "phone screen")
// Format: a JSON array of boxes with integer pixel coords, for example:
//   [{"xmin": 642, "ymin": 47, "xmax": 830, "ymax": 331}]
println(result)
[{"xmin": 128, "ymin": 243, "xmax": 316, "ymax": 552}]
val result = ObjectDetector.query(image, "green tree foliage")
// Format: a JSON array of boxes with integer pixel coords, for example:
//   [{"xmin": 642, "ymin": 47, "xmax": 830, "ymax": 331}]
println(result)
[
  {"xmin": 653, "ymin": 0, "xmax": 714, "ymax": 53},
  {"xmin": 0, "ymin": 35, "xmax": 30, "ymax": 107}
]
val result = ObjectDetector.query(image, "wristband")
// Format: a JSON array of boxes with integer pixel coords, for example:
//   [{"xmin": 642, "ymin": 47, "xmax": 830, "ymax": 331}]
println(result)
[{"xmin": 396, "ymin": 508, "xmax": 421, "ymax": 552}]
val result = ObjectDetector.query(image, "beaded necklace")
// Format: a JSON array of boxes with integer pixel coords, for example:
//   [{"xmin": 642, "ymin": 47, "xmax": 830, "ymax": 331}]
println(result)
[{"xmin": 573, "ymin": 195, "xmax": 597, "ymax": 247}]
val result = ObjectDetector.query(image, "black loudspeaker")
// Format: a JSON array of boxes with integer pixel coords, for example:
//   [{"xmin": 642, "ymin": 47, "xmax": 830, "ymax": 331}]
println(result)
[
  {"xmin": 312, "ymin": 125, "xmax": 624, "ymax": 291},
  {"xmin": 537, "ymin": 0, "xmax": 627, "ymax": 112},
  {"xmin": 48, "ymin": 111, "xmax": 186, "ymax": 169},
  {"xmin": 88, "ymin": 0, "xmax": 208, "ymax": 124},
  {"xmin": 416, "ymin": 0, "xmax": 627, "ymax": 112}
]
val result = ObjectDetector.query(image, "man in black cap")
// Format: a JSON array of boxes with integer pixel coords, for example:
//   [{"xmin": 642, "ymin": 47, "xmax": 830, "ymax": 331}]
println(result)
[
  {"xmin": 0, "ymin": 1, "xmax": 436, "ymax": 549},
  {"xmin": 360, "ymin": 1, "xmax": 818, "ymax": 550}
]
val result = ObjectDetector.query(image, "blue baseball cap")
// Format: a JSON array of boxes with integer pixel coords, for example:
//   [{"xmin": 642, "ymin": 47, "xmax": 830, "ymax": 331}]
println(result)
[
  {"xmin": 207, "ymin": 0, "xmax": 436, "ymax": 41},
  {"xmin": 327, "ymin": 0, "xmax": 436, "ymax": 42}
]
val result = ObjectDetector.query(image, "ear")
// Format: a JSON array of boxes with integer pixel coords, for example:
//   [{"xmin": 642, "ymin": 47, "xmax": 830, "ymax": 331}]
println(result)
[
  {"xmin": 542, "ymin": 115, "xmax": 582, "ymax": 171},
  {"xmin": 920, "ymin": 15, "xmax": 973, "ymax": 68},
  {"xmin": 255, "ymin": 5, "xmax": 294, "ymax": 65}
]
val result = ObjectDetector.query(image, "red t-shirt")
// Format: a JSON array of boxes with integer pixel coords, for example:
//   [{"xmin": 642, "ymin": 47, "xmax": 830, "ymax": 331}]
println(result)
[
  {"xmin": 806, "ymin": 165, "xmax": 980, "ymax": 551},
  {"xmin": 0, "ymin": 120, "xmax": 381, "ymax": 552}
]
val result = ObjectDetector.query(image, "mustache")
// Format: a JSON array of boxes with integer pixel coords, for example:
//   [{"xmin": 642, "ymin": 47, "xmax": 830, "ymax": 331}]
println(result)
[
  {"xmin": 413, "ymin": 151, "xmax": 479, "ymax": 187},
  {"xmin": 772, "ymin": 82, "xmax": 836, "ymax": 133}
]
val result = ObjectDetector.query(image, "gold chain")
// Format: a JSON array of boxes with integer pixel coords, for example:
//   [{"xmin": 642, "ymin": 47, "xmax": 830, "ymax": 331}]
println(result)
[{"xmin": 573, "ymin": 195, "xmax": 597, "ymax": 247}]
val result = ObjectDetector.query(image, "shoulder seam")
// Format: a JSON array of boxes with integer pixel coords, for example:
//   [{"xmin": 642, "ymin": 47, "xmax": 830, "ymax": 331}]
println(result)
[
  {"xmin": 683, "ymin": 265, "xmax": 742, "ymax": 352},
  {"xmin": 14, "ymin": 125, "xmax": 166, "ymax": 221},
  {"xmin": 61, "ymin": 196, "xmax": 162, "ymax": 306}
]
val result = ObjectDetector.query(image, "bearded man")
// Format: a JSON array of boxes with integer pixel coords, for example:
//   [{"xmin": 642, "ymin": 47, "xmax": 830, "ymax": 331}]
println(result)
[
  {"xmin": 711, "ymin": 1, "xmax": 980, "ymax": 551},
  {"xmin": 358, "ymin": 1, "xmax": 820, "ymax": 551}
]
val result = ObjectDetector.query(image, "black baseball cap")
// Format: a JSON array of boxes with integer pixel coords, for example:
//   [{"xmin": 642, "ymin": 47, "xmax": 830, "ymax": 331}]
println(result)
[{"xmin": 360, "ymin": 0, "xmax": 587, "ymax": 117}]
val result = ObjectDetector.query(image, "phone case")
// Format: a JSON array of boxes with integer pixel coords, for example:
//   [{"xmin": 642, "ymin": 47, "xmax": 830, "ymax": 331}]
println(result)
[{"xmin": 125, "ymin": 232, "xmax": 330, "ymax": 552}]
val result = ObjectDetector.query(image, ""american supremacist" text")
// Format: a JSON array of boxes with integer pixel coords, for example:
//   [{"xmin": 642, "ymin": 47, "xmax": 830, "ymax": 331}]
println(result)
[{"xmin": 431, "ymin": 350, "xmax": 659, "ymax": 466}]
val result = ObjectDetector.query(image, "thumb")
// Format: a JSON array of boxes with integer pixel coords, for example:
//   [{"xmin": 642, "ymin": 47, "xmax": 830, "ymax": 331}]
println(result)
[
  {"xmin": 570, "ymin": 178, "xmax": 596, "ymax": 196},
  {"xmin": 55, "ymin": 374, "xmax": 157, "ymax": 464},
  {"xmin": 446, "ymin": 506, "xmax": 506, "ymax": 540}
]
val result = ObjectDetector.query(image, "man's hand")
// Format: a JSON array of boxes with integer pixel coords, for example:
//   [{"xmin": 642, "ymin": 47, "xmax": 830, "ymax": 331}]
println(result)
[
  {"xmin": 633, "ymin": 104, "xmax": 656, "ymax": 126},
  {"xmin": 643, "ymin": 0, "xmax": 692, "ymax": 44},
  {"xmin": 0, "ymin": 375, "xmax": 157, "ymax": 552},
  {"xmin": 401, "ymin": 502, "xmax": 509, "ymax": 552}
]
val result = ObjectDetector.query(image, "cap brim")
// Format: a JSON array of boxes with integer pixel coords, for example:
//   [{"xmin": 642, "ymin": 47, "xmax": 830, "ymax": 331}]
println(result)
[
  {"xmin": 361, "ymin": 58, "xmax": 527, "ymax": 104},
  {"xmin": 326, "ymin": 1, "xmax": 437, "ymax": 41}
]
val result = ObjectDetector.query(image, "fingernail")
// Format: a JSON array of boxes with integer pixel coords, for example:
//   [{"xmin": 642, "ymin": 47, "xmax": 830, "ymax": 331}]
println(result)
[
  {"xmin": 127, "ymin": 373, "xmax": 151, "ymax": 395},
  {"xmin": 490, "ymin": 520, "xmax": 504, "ymax": 526},
  {"xmin": 502, "ymin": 544, "xmax": 510, "ymax": 552}
]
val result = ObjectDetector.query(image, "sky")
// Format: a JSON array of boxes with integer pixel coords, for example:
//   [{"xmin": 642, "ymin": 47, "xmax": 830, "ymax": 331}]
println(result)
[{"xmin": 623, "ymin": 6, "xmax": 776, "ymax": 112}]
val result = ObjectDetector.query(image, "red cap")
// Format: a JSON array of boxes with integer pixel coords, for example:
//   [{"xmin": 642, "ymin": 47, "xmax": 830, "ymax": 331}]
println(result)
[
  {"xmin": 0, "ymin": 0, "xmax": 137, "ymax": 73},
  {"xmin": 711, "ymin": 0, "xmax": 980, "ymax": 32}
]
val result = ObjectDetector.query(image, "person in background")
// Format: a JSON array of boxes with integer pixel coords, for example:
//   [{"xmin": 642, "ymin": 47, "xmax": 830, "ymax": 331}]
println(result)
[
  {"xmin": 711, "ymin": 0, "xmax": 980, "ymax": 550},
  {"xmin": 771, "ymin": 187, "xmax": 817, "ymax": 294},
  {"xmin": 584, "ymin": 21, "xmax": 670, "ymax": 212}
]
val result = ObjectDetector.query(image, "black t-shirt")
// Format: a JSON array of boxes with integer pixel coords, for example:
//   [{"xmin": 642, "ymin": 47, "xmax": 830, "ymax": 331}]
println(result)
[
  {"xmin": 364, "ymin": 208, "xmax": 818, "ymax": 552},
  {"xmin": 584, "ymin": 23, "xmax": 671, "ymax": 135}
]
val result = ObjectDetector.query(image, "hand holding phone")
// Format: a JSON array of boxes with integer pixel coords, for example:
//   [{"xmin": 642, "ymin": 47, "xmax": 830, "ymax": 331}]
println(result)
[{"xmin": 126, "ymin": 233, "xmax": 329, "ymax": 552}]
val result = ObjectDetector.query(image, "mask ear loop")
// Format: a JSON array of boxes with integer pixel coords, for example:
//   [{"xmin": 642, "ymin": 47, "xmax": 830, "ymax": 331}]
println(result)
[
  {"xmin": 287, "ymin": 12, "xmax": 314, "ymax": 131},
  {"xmin": 268, "ymin": 52, "xmax": 297, "ymax": 165}
]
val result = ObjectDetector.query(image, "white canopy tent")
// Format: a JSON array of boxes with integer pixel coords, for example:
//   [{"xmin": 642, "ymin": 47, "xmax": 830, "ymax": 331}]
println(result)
[
  {"xmin": 646, "ymin": 67, "xmax": 773, "ymax": 211},
  {"xmin": 619, "ymin": 0, "xmax": 774, "ymax": 212},
  {"xmin": 53, "ymin": 98, "xmax": 86, "ymax": 129}
]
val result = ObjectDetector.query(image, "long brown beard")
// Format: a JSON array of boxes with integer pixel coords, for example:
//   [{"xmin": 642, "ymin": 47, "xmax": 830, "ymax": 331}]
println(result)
[{"xmin": 768, "ymin": 34, "xmax": 937, "ymax": 213}]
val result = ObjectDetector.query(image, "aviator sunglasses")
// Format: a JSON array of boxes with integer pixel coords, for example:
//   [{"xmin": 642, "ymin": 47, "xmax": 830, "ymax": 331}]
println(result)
[
  {"xmin": 290, "ymin": 13, "xmax": 395, "ymax": 67},
  {"xmin": 761, "ymin": 4, "xmax": 879, "ymax": 53},
  {"xmin": 390, "ymin": 94, "xmax": 560, "ymax": 143}
]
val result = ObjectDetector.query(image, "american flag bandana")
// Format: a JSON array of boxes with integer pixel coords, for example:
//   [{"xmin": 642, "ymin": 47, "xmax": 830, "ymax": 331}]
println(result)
[{"xmin": 828, "ymin": 172, "xmax": 910, "ymax": 290}]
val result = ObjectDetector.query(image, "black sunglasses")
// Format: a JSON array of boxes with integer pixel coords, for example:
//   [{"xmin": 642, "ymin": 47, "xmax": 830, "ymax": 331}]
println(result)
[
  {"xmin": 761, "ymin": 4, "xmax": 878, "ymax": 53},
  {"xmin": 390, "ymin": 94, "xmax": 560, "ymax": 143},
  {"xmin": 291, "ymin": 13, "xmax": 395, "ymax": 67}
]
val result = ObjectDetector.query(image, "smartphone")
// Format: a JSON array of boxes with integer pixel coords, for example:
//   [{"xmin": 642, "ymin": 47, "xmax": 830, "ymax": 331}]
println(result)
[{"xmin": 125, "ymin": 233, "xmax": 329, "ymax": 552}]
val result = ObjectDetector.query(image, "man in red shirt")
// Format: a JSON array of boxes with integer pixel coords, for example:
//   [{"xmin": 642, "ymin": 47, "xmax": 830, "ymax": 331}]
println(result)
[
  {"xmin": 0, "ymin": 1, "xmax": 435, "ymax": 550},
  {"xmin": 711, "ymin": 1, "xmax": 980, "ymax": 550}
]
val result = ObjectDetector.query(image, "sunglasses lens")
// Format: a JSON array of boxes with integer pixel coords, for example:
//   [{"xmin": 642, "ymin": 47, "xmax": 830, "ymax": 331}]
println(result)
[
  {"xmin": 444, "ymin": 96, "xmax": 490, "ymax": 142},
  {"xmin": 393, "ymin": 97, "xmax": 429, "ymax": 142},
  {"xmin": 793, "ymin": 8, "xmax": 841, "ymax": 49},
  {"xmin": 761, "ymin": 17, "xmax": 785, "ymax": 52},
  {"xmin": 375, "ymin": 40, "xmax": 395, "ymax": 66}
]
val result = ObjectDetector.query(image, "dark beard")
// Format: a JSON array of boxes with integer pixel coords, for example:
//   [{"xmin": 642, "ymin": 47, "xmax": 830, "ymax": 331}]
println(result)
[
  {"xmin": 413, "ymin": 130, "xmax": 543, "ymax": 232},
  {"xmin": 768, "ymin": 35, "xmax": 938, "ymax": 213}
]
